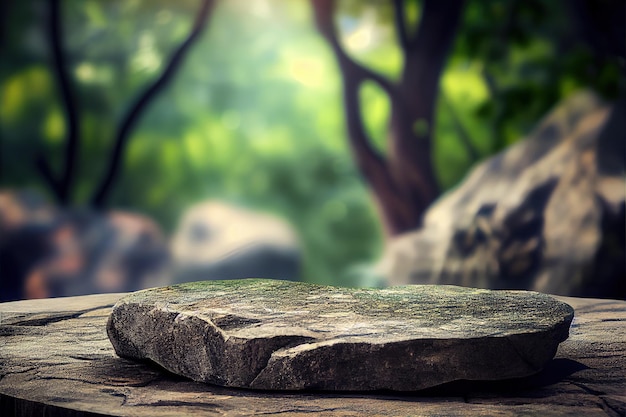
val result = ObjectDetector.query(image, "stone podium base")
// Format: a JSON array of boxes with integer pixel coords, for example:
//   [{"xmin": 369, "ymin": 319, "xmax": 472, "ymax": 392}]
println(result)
[{"xmin": 0, "ymin": 292, "xmax": 624, "ymax": 416}]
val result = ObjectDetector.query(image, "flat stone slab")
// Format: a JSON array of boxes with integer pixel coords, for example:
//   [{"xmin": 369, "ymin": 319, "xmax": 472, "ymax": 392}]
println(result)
[{"xmin": 107, "ymin": 279, "xmax": 574, "ymax": 391}]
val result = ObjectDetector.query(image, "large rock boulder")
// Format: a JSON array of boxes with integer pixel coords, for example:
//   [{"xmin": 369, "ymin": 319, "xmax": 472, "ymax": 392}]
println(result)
[
  {"xmin": 26, "ymin": 209, "xmax": 172, "ymax": 297},
  {"xmin": 107, "ymin": 279, "xmax": 574, "ymax": 391},
  {"xmin": 0, "ymin": 189, "xmax": 170, "ymax": 301},
  {"xmin": 382, "ymin": 91, "xmax": 625, "ymax": 299},
  {"xmin": 170, "ymin": 201, "xmax": 301, "ymax": 282}
]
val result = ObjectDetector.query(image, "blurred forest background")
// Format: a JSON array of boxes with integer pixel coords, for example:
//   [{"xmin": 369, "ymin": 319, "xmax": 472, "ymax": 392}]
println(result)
[{"xmin": 1, "ymin": 0, "xmax": 623, "ymax": 288}]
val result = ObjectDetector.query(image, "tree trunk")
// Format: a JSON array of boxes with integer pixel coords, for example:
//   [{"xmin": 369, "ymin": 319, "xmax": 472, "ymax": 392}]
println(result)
[{"xmin": 312, "ymin": 0, "xmax": 465, "ymax": 236}]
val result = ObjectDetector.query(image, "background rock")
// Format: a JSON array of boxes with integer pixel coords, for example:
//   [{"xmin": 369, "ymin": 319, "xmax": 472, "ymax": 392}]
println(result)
[
  {"xmin": 0, "ymin": 193, "xmax": 303, "ymax": 302},
  {"xmin": 0, "ymin": 190, "xmax": 58, "ymax": 302},
  {"xmin": 170, "ymin": 201, "xmax": 301, "ymax": 282},
  {"xmin": 107, "ymin": 279, "xmax": 573, "ymax": 391},
  {"xmin": 0, "ymin": 190, "xmax": 170, "ymax": 301},
  {"xmin": 381, "ymin": 91, "xmax": 625, "ymax": 299}
]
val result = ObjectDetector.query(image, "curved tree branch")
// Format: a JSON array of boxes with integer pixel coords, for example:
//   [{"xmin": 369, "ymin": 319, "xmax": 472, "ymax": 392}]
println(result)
[
  {"xmin": 313, "ymin": 0, "xmax": 465, "ymax": 234},
  {"xmin": 392, "ymin": 0, "xmax": 410, "ymax": 50},
  {"xmin": 312, "ymin": 0, "xmax": 410, "ymax": 233},
  {"xmin": 311, "ymin": 0, "xmax": 396, "ymax": 158},
  {"xmin": 312, "ymin": 0, "xmax": 396, "ymax": 98},
  {"xmin": 480, "ymin": 0, "xmax": 518, "ymax": 152},
  {"xmin": 440, "ymin": 92, "xmax": 479, "ymax": 163},
  {"xmin": 311, "ymin": 0, "xmax": 384, "ymax": 167},
  {"xmin": 91, "ymin": 0, "xmax": 216, "ymax": 207},
  {"xmin": 35, "ymin": 155, "xmax": 61, "ymax": 198},
  {"xmin": 48, "ymin": 0, "xmax": 80, "ymax": 204}
]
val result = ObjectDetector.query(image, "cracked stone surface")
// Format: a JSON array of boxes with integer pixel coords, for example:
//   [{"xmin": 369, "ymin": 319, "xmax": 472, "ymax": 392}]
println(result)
[
  {"xmin": 106, "ymin": 279, "xmax": 574, "ymax": 391},
  {"xmin": 1, "ymin": 292, "xmax": 624, "ymax": 416}
]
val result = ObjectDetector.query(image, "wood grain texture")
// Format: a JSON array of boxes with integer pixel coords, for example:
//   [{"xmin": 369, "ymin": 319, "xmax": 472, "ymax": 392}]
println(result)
[{"xmin": 0, "ymin": 293, "xmax": 624, "ymax": 416}]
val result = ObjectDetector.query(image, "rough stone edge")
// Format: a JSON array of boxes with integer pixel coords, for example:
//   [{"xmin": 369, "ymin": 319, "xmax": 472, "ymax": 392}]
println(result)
[{"xmin": 106, "ymin": 283, "xmax": 575, "ymax": 391}]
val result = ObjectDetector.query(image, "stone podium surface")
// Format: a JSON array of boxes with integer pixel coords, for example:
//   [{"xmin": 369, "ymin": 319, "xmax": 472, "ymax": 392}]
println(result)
[
  {"xmin": 0, "ymin": 291, "xmax": 624, "ymax": 416},
  {"xmin": 107, "ymin": 281, "xmax": 574, "ymax": 391}
]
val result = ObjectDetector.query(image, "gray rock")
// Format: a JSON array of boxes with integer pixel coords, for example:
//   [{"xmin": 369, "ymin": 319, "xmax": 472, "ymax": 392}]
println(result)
[
  {"xmin": 0, "ymin": 189, "xmax": 171, "ymax": 301},
  {"xmin": 381, "ymin": 91, "xmax": 625, "ymax": 298},
  {"xmin": 107, "ymin": 279, "xmax": 574, "ymax": 391},
  {"xmin": 170, "ymin": 201, "xmax": 300, "ymax": 282}
]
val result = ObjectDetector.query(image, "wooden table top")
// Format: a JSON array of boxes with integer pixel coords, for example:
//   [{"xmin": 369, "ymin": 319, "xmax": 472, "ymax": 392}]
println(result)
[{"xmin": 0, "ymin": 292, "xmax": 624, "ymax": 416}]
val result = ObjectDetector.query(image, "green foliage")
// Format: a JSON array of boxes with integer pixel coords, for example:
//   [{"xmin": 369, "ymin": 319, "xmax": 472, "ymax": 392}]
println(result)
[
  {"xmin": 1, "ymin": 0, "xmax": 622, "ymax": 286},
  {"xmin": 359, "ymin": 81, "xmax": 390, "ymax": 156},
  {"xmin": 453, "ymin": 0, "xmax": 623, "ymax": 155}
]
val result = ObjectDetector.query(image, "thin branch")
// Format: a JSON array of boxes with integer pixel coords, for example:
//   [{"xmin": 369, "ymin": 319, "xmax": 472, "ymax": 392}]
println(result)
[
  {"xmin": 0, "ymin": 0, "xmax": 9, "ymax": 51},
  {"xmin": 311, "ymin": 0, "xmax": 408, "ymax": 223},
  {"xmin": 492, "ymin": 0, "xmax": 519, "ymax": 62},
  {"xmin": 311, "ymin": 0, "xmax": 383, "ymax": 164},
  {"xmin": 392, "ymin": 0, "xmax": 410, "ymax": 50},
  {"xmin": 348, "ymin": 53, "xmax": 396, "ymax": 98},
  {"xmin": 480, "ymin": 68, "xmax": 511, "ymax": 153},
  {"xmin": 440, "ymin": 92, "xmax": 479, "ymax": 162},
  {"xmin": 35, "ymin": 156, "xmax": 62, "ymax": 201},
  {"xmin": 311, "ymin": 0, "xmax": 397, "ymax": 165},
  {"xmin": 478, "ymin": 0, "xmax": 519, "ymax": 88},
  {"xmin": 347, "ymin": 90, "xmax": 409, "ymax": 224},
  {"xmin": 312, "ymin": 0, "xmax": 396, "ymax": 98},
  {"xmin": 481, "ymin": 0, "xmax": 518, "ymax": 153},
  {"xmin": 48, "ymin": 0, "xmax": 80, "ymax": 204},
  {"xmin": 342, "ymin": 73, "xmax": 391, "ymax": 188},
  {"xmin": 91, "ymin": 0, "xmax": 215, "ymax": 207}
]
